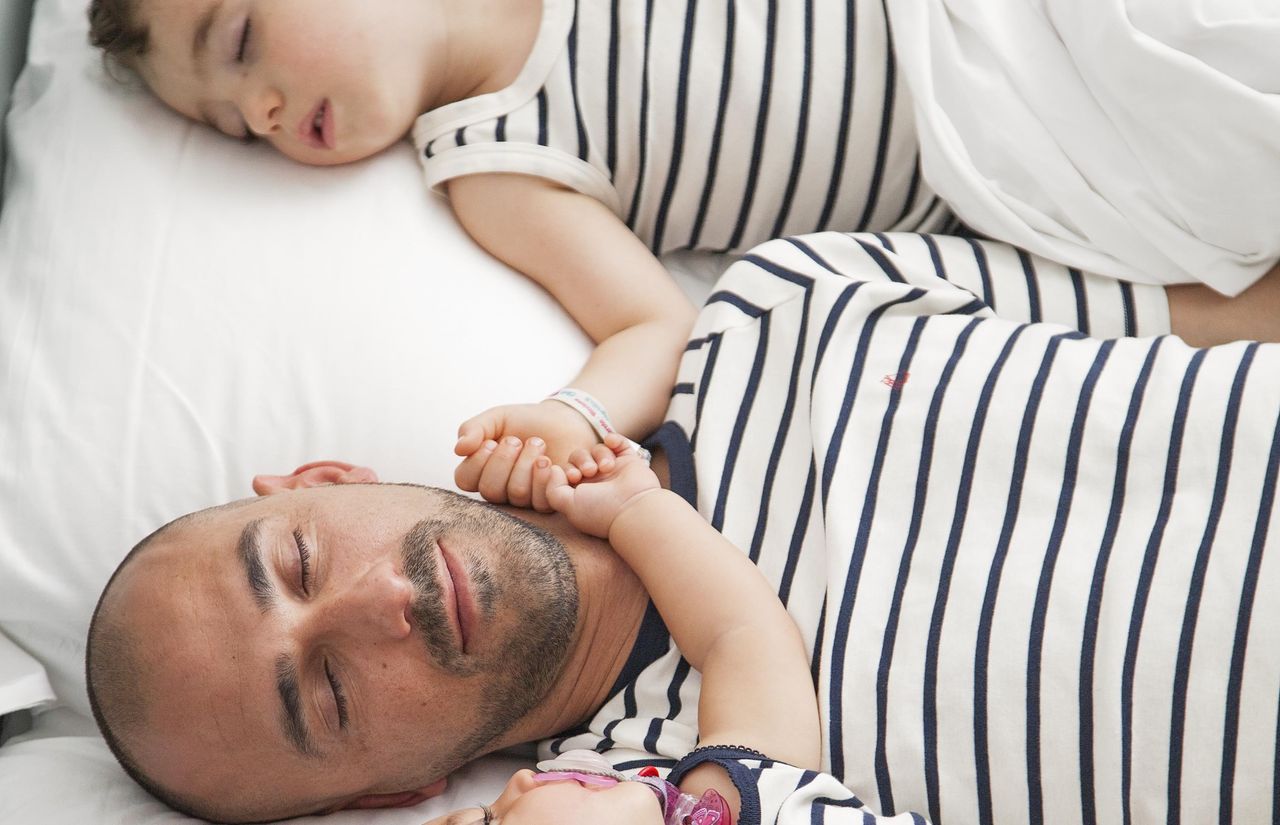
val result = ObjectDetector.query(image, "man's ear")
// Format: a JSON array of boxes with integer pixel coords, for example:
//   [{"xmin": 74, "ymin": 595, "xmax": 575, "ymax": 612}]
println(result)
[
  {"xmin": 339, "ymin": 778, "xmax": 448, "ymax": 811},
  {"xmin": 252, "ymin": 461, "xmax": 380, "ymax": 496}
]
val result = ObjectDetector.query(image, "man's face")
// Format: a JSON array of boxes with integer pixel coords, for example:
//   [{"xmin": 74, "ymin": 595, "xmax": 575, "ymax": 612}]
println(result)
[
  {"xmin": 133, "ymin": 0, "xmax": 440, "ymax": 164},
  {"xmin": 112, "ymin": 484, "xmax": 578, "ymax": 821}
]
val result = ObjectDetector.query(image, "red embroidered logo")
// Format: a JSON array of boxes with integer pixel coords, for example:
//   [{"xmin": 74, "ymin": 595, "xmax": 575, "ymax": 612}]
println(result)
[{"xmin": 882, "ymin": 372, "xmax": 909, "ymax": 389}]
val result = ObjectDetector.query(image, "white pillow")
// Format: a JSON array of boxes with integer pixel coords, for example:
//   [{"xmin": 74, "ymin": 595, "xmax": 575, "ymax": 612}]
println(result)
[
  {"xmin": 0, "ymin": 0, "xmax": 582, "ymax": 715},
  {"xmin": 0, "ymin": 730, "xmax": 531, "ymax": 825},
  {"xmin": 0, "ymin": 0, "xmax": 716, "ymax": 739}
]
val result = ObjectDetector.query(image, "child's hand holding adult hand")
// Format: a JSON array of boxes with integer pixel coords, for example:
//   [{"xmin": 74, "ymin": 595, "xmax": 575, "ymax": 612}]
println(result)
[
  {"xmin": 540, "ymin": 434, "xmax": 661, "ymax": 538},
  {"xmin": 454, "ymin": 400, "xmax": 610, "ymax": 508}
]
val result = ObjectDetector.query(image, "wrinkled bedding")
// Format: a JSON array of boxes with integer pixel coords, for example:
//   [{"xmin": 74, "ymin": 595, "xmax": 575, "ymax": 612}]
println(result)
[{"xmin": 891, "ymin": 0, "xmax": 1280, "ymax": 294}]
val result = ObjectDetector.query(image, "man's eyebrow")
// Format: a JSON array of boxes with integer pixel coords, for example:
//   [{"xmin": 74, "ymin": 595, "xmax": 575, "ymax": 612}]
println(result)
[
  {"xmin": 238, "ymin": 519, "xmax": 275, "ymax": 612},
  {"xmin": 191, "ymin": 0, "xmax": 221, "ymax": 80},
  {"xmin": 276, "ymin": 655, "xmax": 320, "ymax": 759}
]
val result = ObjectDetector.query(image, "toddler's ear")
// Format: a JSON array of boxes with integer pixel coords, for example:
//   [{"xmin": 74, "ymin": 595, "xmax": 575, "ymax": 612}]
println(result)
[{"xmin": 252, "ymin": 460, "xmax": 380, "ymax": 496}]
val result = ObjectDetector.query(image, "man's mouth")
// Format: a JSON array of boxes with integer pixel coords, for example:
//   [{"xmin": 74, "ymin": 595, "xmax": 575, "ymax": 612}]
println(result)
[
  {"xmin": 298, "ymin": 99, "xmax": 333, "ymax": 150},
  {"xmin": 438, "ymin": 539, "xmax": 477, "ymax": 654}
]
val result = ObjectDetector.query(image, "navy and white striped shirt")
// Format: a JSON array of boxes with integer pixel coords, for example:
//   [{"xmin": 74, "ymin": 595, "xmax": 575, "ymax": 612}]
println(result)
[
  {"xmin": 412, "ymin": 0, "xmax": 950, "ymax": 255},
  {"xmin": 541, "ymin": 233, "xmax": 1280, "ymax": 825}
]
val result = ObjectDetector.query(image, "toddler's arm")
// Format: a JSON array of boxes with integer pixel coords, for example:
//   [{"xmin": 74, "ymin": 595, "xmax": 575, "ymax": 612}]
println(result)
[
  {"xmin": 448, "ymin": 173, "xmax": 697, "ymax": 505},
  {"xmin": 540, "ymin": 439, "xmax": 821, "ymax": 773}
]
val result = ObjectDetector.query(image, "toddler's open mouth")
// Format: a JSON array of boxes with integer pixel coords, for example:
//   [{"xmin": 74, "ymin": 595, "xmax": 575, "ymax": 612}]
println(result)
[{"xmin": 299, "ymin": 99, "xmax": 333, "ymax": 150}]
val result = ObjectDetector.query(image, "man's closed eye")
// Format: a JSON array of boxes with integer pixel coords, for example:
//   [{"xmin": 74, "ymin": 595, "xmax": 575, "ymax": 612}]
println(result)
[
  {"xmin": 324, "ymin": 659, "xmax": 349, "ymax": 729},
  {"xmin": 293, "ymin": 528, "xmax": 313, "ymax": 595}
]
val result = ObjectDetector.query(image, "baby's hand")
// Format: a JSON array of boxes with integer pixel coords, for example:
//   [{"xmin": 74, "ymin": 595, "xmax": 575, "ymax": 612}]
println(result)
[
  {"xmin": 540, "ymin": 434, "xmax": 661, "ymax": 538},
  {"xmin": 454, "ymin": 400, "xmax": 613, "ymax": 508}
]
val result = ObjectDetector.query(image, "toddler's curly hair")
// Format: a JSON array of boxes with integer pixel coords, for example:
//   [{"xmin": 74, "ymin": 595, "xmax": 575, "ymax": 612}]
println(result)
[{"xmin": 87, "ymin": 0, "xmax": 150, "ymax": 69}]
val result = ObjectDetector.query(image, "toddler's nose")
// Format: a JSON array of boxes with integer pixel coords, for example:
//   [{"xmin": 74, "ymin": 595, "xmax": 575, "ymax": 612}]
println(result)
[{"xmin": 242, "ymin": 86, "xmax": 284, "ymax": 136}]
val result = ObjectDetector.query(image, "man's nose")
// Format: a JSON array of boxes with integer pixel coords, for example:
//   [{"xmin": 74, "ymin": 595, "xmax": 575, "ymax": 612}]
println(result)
[
  {"xmin": 317, "ymin": 561, "xmax": 415, "ymax": 641},
  {"xmin": 240, "ymin": 85, "xmax": 284, "ymax": 136}
]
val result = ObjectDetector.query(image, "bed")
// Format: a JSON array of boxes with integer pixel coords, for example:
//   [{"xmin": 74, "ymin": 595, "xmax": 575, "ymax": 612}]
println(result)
[
  {"xmin": 5, "ymin": 1, "xmax": 1278, "ymax": 823},
  {"xmin": 0, "ymin": 0, "xmax": 722, "ymax": 821}
]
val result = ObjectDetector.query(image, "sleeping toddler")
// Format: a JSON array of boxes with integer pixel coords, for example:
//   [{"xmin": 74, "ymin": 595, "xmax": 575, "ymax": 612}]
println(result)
[
  {"xmin": 86, "ymin": 0, "xmax": 1280, "ymax": 505},
  {"xmin": 418, "ymin": 434, "xmax": 923, "ymax": 825},
  {"xmin": 85, "ymin": 0, "xmax": 951, "ymax": 501}
]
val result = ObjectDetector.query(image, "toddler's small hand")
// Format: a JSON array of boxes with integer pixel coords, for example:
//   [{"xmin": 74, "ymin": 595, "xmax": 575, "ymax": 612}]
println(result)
[
  {"xmin": 453, "ymin": 400, "xmax": 601, "ymax": 506},
  {"xmin": 563, "ymin": 441, "xmax": 619, "ymax": 480},
  {"xmin": 540, "ymin": 434, "xmax": 661, "ymax": 538},
  {"xmin": 455, "ymin": 435, "xmax": 552, "ymax": 510}
]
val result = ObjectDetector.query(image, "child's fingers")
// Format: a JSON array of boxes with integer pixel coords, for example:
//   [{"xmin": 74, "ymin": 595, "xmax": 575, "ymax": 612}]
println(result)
[
  {"xmin": 476, "ymin": 436, "xmax": 524, "ymax": 503},
  {"xmin": 590, "ymin": 443, "xmax": 616, "ymax": 473},
  {"xmin": 567, "ymin": 447, "xmax": 599, "ymax": 479},
  {"xmin": 454, "ymin": 422, "xmax": 487, "ymax": 457},
  {"xmin": 454, "ymin": 439, "xmax": 498, "ymax": 492},
  {"xmin": 545, "ymin": 464, "xmax": 573, "ymax": 512},
  {"xmin": 531, "ymin": 456, "xmax": 554, "ymax": 512},
  {"xmin": 454, "ymin": 409, "xmax": 505, "ymax": 456},
  {"xmin": 505, "ymin": 438, "xmax": 545, "ymax": 508},
  {"xmin": 602, "ymin": 432, "xmax": 632, "ymax": 456}
]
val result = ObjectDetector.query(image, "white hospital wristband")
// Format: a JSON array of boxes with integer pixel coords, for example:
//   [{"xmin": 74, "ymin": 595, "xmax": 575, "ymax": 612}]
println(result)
[{"xmin": 547, "ymin": 388, "xmax": 652, "ymax": 464}]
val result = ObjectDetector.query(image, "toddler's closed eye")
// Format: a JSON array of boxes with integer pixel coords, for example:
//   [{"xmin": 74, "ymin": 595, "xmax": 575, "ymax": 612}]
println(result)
[{"xmin": 236, "ymin": 17, "xmax": 253, "ymax": 63}]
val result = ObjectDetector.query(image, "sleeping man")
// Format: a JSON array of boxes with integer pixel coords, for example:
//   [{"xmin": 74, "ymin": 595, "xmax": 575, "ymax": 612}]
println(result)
[{"xmin": 87, "ymin": 233, "xmax": 1280, "ymax": 825}]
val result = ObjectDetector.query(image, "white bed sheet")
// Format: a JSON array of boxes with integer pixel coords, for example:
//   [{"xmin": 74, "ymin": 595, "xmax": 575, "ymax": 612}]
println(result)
[{"xmin": 0, "ymin": 0, "xmax": 723, "ymax": 821}]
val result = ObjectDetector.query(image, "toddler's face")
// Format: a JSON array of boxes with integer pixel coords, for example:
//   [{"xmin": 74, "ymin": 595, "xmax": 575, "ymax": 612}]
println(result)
[
  {"xmin": 427, "ymin": 769, "xmax": 666, "ymax": 825},
  {"xmin": 135, "ymin": 0, "xmax": 442, "ymax": 165}
]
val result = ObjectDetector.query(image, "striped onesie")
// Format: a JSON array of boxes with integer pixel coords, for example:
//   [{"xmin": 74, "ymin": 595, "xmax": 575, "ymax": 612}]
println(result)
[
  {"xmin": 412, "ymin": 0, "xmax": 951, "ymax": 255},
  {"xmin": 544, "ymin": 233, "xmax": 1280, "ymax": 824}
]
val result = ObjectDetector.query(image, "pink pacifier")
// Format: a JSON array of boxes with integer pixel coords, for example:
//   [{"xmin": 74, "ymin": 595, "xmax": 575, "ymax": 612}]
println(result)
[
  {"xmin": 536, "ymin": 750, "xmax": 733, "ymax": 825},
  {"xmin": 532, "ymin": 770, "xmax": 622, "ymax": 788}
]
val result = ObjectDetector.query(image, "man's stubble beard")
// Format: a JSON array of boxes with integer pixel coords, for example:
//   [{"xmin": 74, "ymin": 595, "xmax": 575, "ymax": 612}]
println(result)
[{"xmin": 400, "ymin": 490, "xmax": 579, "ymax": 773}]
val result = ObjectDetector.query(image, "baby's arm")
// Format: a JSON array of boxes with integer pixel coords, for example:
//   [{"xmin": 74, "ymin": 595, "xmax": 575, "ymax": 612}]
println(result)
[
  {"xmin": 541, "ymin": 440, "xmax": 821, "ymax": 773},
  {"xmin": 448, "ymin": 173, "xmax": 697, "ymax": 503}
]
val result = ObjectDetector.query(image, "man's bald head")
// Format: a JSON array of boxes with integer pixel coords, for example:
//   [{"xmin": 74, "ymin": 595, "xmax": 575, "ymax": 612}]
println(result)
[
  {"xmin": 85, "ymin": 485, "xmax": 579, "ymax": 822},
  {"xmin": 86, "ymin": 509, "xmax": 212, "ymax": 816}
]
